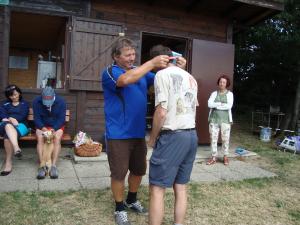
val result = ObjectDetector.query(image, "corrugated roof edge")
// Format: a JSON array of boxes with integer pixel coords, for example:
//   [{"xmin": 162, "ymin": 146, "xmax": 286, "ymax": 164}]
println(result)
[{"xmin": 234, "ymin": 0, "xmax": 284, "ymax": 11}]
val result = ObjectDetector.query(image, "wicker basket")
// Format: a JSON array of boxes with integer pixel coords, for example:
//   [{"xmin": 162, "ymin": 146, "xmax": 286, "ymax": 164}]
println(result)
[{"xmin": 74, "ymin": 143, "xmax": 102, "ymax": 157}]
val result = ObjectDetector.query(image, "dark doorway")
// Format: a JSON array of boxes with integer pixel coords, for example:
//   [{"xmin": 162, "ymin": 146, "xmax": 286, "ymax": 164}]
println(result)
[
  {"xmin": 141, "ymin": 32, "xmax": 188, "ymax": 64},
  {"xmin": 9, "ymin": 12, "xmax": 67, "ymax": 89},
  {"xmin": 141, "ymin": 32, "xmax": 189, "ymax": 129}
]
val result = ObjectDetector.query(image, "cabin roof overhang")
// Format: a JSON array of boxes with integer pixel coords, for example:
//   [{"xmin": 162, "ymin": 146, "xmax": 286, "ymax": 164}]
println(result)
[
  {"xmin": 141, "ymin": 0, "xmax": 284, "ymax": 32},
  {"xmin": 228, "ymin": 0, "xmax": 284, "ymax": 32}
]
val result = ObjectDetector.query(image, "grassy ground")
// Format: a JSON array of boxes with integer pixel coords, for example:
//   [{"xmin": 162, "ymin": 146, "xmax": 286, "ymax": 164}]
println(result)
[{"xmin": 0, "ymin": 121, "xmax": 299, "ymax": 225}]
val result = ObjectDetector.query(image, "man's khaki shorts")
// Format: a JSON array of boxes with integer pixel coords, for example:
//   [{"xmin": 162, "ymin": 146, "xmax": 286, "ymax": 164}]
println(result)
[{"xmin": 107, "ymin": 139, "xmax": 147, "ymax": 180}]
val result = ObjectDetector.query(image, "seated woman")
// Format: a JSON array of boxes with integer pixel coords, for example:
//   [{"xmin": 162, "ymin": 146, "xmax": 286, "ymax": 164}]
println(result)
[{"xmin": 0, "ymin": 84, "xmax": 29, "ymax": 176}]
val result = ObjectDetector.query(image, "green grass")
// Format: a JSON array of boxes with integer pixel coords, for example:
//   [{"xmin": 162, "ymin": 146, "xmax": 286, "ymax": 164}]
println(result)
[
  {"xmin": 275, "ymin": 199, "xmax": 286, "ymax": 208},
  {"xmin": 227, "ymin": 177, "xmax": 274, "ymax": 189},
  {"xmin": 288, "ymin": 210, "xmax": 300, "ymax": 222},
  {"xmin": 0, "ymin": 118, "xmax": 299, "ymax": 225}
]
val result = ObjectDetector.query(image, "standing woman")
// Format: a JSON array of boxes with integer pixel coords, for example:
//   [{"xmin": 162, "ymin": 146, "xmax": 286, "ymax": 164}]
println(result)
[
  {"xmin": 0, "ymin": 85, "xmax": 29, "ymax": 176},
  {"xmin": 206, "ymin": 75, "xmax": 233, "ymax": 165}
]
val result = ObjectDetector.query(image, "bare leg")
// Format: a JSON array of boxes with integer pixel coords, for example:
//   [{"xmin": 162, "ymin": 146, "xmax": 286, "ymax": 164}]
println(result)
[
  {"xmin": 36, "ymin": 129, "xmax": 44, "ymax": 164},
  {"xmin": 45, "ymin": 143, "xmax": 54, "ymax": 168},
  {"xmin": 52, "ymin": 129, "xmax": 63, "ymax": 166},
  {"xmin": 3, "ymin": 139, "xmax": 13, "ymax": 171},
  {"xmin": 149, "ymin": 185, "xmax": 165, "ymax": 225},
  {"xmin": 173, "ymin": 184, "xmax": 187, "ymax": 225},
  {"xmin": 111, "ymin": 178, "xmax": 125, "ymax": 202},
  {"xmin": 128, "ymin": 173, "xmax": 143, "ymax": 192},
  {"xmin": 4, "ymin": 124, "xmax": 21, "ymax": 153}
]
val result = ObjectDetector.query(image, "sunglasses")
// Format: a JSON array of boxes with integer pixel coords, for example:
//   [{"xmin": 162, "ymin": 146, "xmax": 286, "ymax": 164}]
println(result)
[{"xmin": 5, "ymin": 86, "xmax": 16, "ymax": 91}]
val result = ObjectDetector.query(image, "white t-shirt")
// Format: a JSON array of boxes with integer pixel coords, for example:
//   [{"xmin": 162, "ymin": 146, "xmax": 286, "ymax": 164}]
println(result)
[{"xmin": 154, "ymin": 66, "xmax": 198, "ymax": 130}]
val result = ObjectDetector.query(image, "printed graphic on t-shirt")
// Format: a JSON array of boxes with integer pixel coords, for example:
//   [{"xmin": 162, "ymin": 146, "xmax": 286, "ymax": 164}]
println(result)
[
  {"xmin": 154, "ymin": 67, "xmax": 198, "ymax": 130},
  {"xmin": 167, "ymin": 73, "xmax": 197, "ymax": 116},
  {"xmin": 176, "ymin": 98, "xmax": 185, "ymax": 114},
  {"xmin": 171, "ymin": 74, "xmax": 183, "ymax": 93},
  {"xmin": 184, "ymin": 92, "xmax": 196, "ymax": 114}
]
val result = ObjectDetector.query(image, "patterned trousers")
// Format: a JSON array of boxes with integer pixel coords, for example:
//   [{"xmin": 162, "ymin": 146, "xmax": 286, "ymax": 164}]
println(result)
[{"xmin": 209, "ymin": 123, "xmax": 231, "ymax": 157}]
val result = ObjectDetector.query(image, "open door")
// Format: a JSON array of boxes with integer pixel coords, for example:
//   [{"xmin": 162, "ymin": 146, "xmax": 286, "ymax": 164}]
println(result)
[
  {"xmin": 69, "ymin": 17, "xmax": 124, "ymax": 91},
  {"xmin": 191, "ymin": 39, "xmax": 234, "ymax": 144},
  {"xmin": 8, "ymin": 12, "xmax": 67, "ymax": 90}
]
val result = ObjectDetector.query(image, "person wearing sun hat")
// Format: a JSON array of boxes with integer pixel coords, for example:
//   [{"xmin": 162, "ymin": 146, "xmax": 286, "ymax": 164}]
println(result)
[{"xmin": 32, "ymin": 86, "xmax": 66, "ymax": 179}]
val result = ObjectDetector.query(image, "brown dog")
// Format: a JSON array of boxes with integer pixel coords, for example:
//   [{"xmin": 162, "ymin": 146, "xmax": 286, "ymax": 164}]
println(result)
[{"xmin": 40, "ymin": 130, "xmax": 54, "ymax": 175}]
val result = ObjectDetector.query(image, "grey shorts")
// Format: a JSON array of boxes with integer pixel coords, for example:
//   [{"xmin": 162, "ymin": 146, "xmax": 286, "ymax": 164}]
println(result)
[{"xmin": 149, "ymin": 129, "xmax": 198, "ymax": 188}]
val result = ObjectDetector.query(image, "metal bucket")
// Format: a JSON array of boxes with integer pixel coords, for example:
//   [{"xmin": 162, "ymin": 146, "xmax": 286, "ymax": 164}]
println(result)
[{"xmin": 260, "ymin": 127, "xmax": 272, "ymax": 142}]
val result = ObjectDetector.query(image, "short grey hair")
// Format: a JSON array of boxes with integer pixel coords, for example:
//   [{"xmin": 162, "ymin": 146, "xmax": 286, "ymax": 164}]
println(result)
[{"xmin": 111, "ymin": 38, "xmax": 136, "ymax": 59}]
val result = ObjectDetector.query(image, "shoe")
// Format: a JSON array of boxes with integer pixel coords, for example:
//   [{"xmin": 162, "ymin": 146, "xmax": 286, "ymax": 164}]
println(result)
[
  {"xmin": 0, "ymin": 170, "xmax": 12, "ymax": 176},
  {"xmin": 125, "ymin": 200, "xmax": 148, "ymax": 215},
  {"xmin": 49, "ymin": 165, "xmax": 59, "ymax": 179},
  {"xmin": 37, "ymin": 167, "xmax": 46, "ymax": 179},
  {"xmin": 114, "ymin": 210, "xmax": 131, "ymax": 225},
  {"xmin": 206, "ymin": 157, "xmax": 217, "ymax": 165},
  {"xmin": 14, "ymin": 150, "xmax": 22, "ymax": 159},
  {"xmin": 223, "ymin": 156, "xmax": 229, "ymax": 165}
]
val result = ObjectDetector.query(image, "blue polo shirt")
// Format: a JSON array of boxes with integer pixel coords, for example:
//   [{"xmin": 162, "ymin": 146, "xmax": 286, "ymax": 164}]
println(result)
[{"xmin": 102, "ymin": 64, "xmax": 155, "ymax": 139}]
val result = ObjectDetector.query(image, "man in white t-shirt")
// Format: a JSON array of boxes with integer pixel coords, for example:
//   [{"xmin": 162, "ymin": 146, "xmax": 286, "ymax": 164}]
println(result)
[{"xmin": 148, "ymin": 45, "xmax": 198, "ymax": 225}]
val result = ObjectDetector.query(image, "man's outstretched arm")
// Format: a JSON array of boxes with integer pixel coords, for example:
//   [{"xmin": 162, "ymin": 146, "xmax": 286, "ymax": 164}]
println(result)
[{"xmin": 117, "ymin": 55, "xmax": 169, "ymax": 87}]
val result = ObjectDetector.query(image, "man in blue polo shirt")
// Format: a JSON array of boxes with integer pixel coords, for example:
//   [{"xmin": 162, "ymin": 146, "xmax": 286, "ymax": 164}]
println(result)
[{"xmin": 102, "ymin": 38, "xmax": 186, "ymax": 225}]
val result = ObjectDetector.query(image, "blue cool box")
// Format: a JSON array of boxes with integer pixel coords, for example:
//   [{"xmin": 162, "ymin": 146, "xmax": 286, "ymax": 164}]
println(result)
[{"xmin": 16, "ymin": 123, "xmax": 29, "ymax": 136}]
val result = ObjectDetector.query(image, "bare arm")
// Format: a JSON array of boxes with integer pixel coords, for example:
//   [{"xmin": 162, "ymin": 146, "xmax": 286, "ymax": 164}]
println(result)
[
  {"xmin": 116, "ymin": 55, "xmax": 169, "ymax": 87},
  {"xmin": 176, "ymin": 56, "xmax": 187, "ymax": 69},
  {"xmin": 148, "ymin": 104, "xmax": 167, "ymax": 148}
]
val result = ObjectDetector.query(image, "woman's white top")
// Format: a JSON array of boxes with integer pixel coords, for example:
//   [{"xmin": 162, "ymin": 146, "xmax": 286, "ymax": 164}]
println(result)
[{"xmin": 207, "ymin": 90, "xmax": 234, "ymax": 123}]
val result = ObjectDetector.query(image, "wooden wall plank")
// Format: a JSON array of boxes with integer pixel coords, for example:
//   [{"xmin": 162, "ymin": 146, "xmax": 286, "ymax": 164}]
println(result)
[
  {"xmin": 76, "ymin": 91, "xmax": 86, "ymax": 132},
  {"xmin": 91, "ymin": 0, "xmax": 228, "ymax": 42}
]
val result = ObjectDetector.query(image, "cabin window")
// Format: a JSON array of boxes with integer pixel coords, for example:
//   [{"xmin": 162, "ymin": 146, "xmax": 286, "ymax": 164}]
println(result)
[
  {"xmin": 8, "ymin": 12, "xmax": 67, "ymax": 89},
  {"xmin": 9, "ymin": 56, "xmax": 29, "ymax": 69}
]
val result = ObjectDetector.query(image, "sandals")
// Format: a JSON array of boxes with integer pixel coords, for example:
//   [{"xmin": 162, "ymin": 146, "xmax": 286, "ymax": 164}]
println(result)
[
  {"xmin": 14, "ymin": 149, "xmax": 22, "ymax": 159},
  {"xmin": 207, "ymin": 156, "xmax": 229, "ymax": 165},
  {"xmin": 223, "ymin": 156, "xmax": 229, "ymax": 165},
  {"xmin": 206, "ymin": 157, "xmax": 217, "ymax": 165}
]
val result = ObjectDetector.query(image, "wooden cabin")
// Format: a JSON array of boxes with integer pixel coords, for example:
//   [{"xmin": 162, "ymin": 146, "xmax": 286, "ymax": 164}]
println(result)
[{"xmin": 0, "ymin": 0, "xmax": 284, "ymax": 143}]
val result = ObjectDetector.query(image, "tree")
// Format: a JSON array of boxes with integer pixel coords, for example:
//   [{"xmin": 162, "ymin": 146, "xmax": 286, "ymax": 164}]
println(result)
[{"xmin": 234, "ymin": 0, "xmax": 300, "ymax": 132}]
